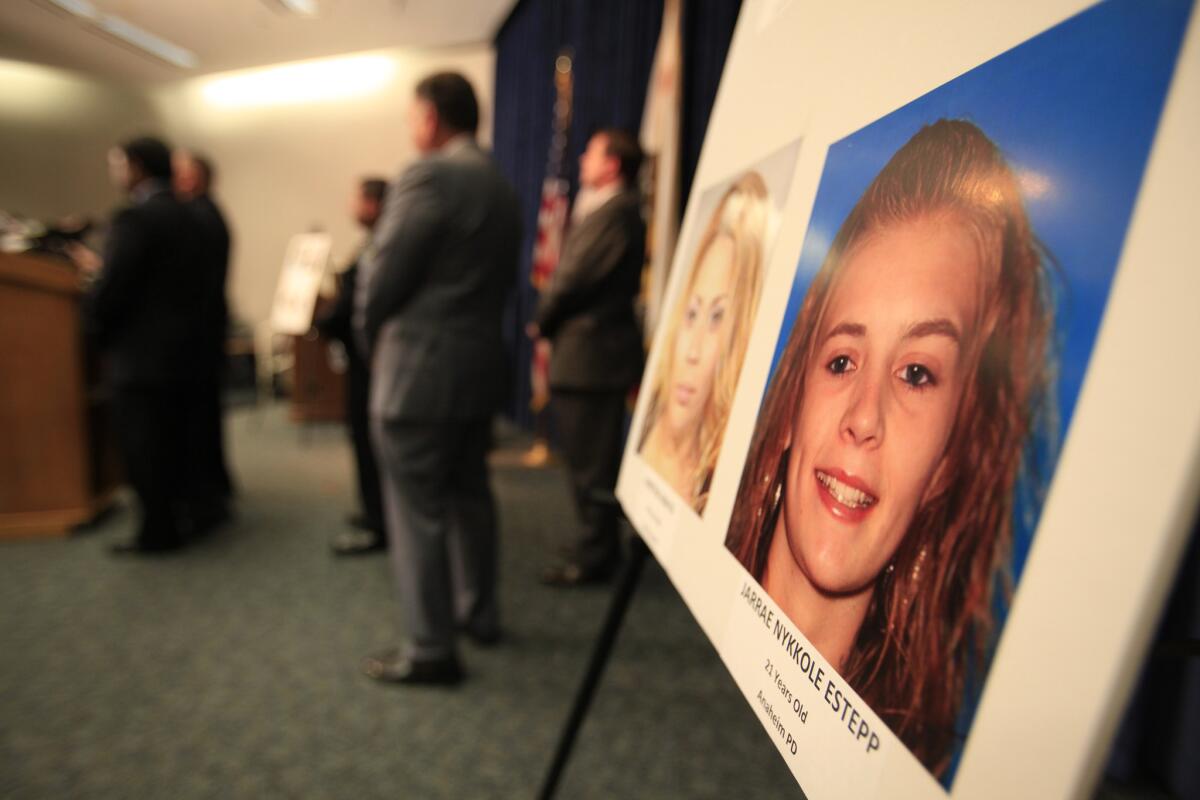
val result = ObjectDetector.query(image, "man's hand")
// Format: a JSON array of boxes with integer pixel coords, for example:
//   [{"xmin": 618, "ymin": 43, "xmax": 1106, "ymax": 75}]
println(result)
[{"xmin": 67, "ymin": 242, "xmax": 102, "ymax": 275}]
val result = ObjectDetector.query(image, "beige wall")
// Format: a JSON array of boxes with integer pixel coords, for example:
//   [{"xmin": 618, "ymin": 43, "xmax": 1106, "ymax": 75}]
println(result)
[
  {"xmin": 0, "ymin": 59, "xmax": 164, "ymax": 222},
  {"xmin": 0, "ymin": 44, "xmax": 494, "ymax": 328},
  {"xmin": 152, "ymin": 44, "xmax": 495, "ymax": 327}
]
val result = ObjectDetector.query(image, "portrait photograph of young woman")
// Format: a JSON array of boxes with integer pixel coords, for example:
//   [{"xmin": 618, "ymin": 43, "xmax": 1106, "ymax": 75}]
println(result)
[
  {"xmin": 637, "ymin": 141, "xmax": 799, "ymax": 515},
  {"xmin": 722, "ymin": 0, "xmax": 1190, "ymax": 784}
]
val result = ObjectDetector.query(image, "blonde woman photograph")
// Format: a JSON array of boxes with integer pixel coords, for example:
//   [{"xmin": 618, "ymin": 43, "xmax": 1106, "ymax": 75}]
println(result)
[{"xmin": 638, "ymin": 172, "xmax": 769, "ymax": 514}]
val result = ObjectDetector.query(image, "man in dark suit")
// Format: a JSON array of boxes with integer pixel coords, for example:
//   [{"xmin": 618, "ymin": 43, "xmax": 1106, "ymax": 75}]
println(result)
[
  {"xmin": 354, "ymin": 73, "xmax": 520, "ymax": 685},
  {"xmin": 81, "ymin": 136, "xmax": 207, "ymax": 554},
  {"xmin": 174, "ymin": 151, "xmax": 235, "ymax": 529},
  {"xmin": 531, "ymin": 129, "xmax": 646, "ymax": 585},
  {"xmin": 314, "ymin": 176, "xmax": 388, "ymax": 556}
]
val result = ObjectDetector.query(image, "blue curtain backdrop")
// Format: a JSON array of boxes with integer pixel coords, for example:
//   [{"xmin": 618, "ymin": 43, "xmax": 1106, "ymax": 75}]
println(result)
[
  {"xmin": 492, "ymin": 0, "xmax": 742, "ymax": 426},
  {"xmin": 680, "ymin": 0, "xmax": 743, "ymax": 210}
]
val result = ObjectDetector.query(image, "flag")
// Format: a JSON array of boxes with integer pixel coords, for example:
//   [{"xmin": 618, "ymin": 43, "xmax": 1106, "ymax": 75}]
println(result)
[
  {"xmin": 639, "ymin": 0, "xmax": 683, "ymax": 343},
  {"xmin": 531, "ymin": 177, "xmax": 570, "ymax": 291},
  {"xmin": 529, "ymin": 52, "xmax": 574, "ymax": 416}
]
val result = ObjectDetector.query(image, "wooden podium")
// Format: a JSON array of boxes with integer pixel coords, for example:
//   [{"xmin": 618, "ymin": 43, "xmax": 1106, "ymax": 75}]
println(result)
[
  {"xmin": 289, "ymin": 296, "xmax": 346, "ymax": 424},
  {"xmin": 0, "ymin": 252, "xmax": 119, "ymax": 537}
]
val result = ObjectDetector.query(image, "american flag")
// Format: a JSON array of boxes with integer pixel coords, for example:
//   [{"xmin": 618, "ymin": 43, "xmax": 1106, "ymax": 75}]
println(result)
[
  {"xmin": 531, "ymin": 176, "xmax": 569, "ymax": 290},
  {"xmin": 529, "ymin": 176, "xmax": 569, "ymax": 415},
  {"xmin": 529, "ymin": 53, "xmax": 574, "ymax": 419}
]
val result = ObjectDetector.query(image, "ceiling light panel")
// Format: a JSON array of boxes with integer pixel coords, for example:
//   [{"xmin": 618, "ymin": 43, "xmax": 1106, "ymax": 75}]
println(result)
[
  {"xmin": 45, "ymin": 0, "xmax": 97, "ymax": 20},
  {"xmin": 96, "ymin": 15, "xmax": 198, "ymax": 69},
  {"xmin": 37, "ymin": 0, "xmax": 198, "ymax": 70},
  {"xmin": 271, "ymin": 0, "xmax": 319, "ymax": 17}
]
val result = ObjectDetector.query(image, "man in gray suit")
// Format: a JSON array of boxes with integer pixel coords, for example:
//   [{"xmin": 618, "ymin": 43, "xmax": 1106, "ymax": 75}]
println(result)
[
  {"xmin": 355, "ymin": 72, "xmax": 520, "ymax": 685},
  {"xmin": 531, "ymin": 129, "xmax": 646, "ymax": 586}
]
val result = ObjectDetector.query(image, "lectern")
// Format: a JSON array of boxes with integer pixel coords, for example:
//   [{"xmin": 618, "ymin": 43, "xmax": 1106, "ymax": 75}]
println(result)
[{"xmin": 0, "ymin": 252, "xmax": 118, "ymax": 537}]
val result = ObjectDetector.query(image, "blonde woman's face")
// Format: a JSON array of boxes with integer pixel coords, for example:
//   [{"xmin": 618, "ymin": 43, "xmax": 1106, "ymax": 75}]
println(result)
[
  {"xmin": 666, "ymin": 234, "xmax": 735, "ymax": 442},
  {"xmin": 781, "ymin": 217, "xmax": 981, "ymax": 596}
]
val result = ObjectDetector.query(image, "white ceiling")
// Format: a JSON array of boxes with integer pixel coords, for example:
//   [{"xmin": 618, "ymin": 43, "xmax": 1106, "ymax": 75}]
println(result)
[{"xmin": 0, "ymin": 0, "xmax": 515, "ymax": 85}]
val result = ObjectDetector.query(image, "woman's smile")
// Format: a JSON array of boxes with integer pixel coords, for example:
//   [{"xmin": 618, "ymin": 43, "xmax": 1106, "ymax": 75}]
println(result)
[{"xmin": 814, "ymin": 468, "xmax": 878, "ymax": 521}]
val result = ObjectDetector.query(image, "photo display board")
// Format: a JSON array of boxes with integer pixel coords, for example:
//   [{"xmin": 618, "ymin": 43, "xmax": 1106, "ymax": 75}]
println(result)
[
  {"xmin": 270, "ymin": 232, "xmax": 332, "ymax": 335},
  {"xmin": 615, "ymin": 1, "xmax": 1200, "ymax": 797}
]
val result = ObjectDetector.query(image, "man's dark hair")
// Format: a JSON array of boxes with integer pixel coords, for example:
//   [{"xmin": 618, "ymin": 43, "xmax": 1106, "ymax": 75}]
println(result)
[
  {"xmin": 596, "ymin": 128, "xmax": 644, "ymax": 186},
  {"xmin": 360, "ymin": 177, "xmax": 388, "ymax": 204},
  {"xmin": 415, "ymin": 72, "xmax": 479, "ymax": 136},
  {"xmin": 121, "ymin": 136, "xmax": 173, "ymax": 181}
]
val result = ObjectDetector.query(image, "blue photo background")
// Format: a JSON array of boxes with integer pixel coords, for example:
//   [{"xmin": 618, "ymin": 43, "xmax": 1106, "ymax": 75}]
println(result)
[{"xmin": 763, "ymin": 0, "xmax": 1192, "ymax": 786}]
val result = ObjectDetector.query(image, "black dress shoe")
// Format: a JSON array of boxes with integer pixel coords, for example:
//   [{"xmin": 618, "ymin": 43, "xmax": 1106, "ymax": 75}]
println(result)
[
  {"xmin": 330, "ymin": 529, "xmax": 387, "ymax": 556},
  {"xmin": 458, "ymin": 622, "xmax": 503, "ymax": 647},
  {"xmin": 539, "ymin": 560, "xmax": 616, "ymax": 587},
  {"xmin": 110, "ymin": 538, "xmax": 183, "ymax": 556},
  {"xmin": 185, "ymin": 502, "xmax": 233, "ymax": 539},
  {"xmin": 346, "ymin": 513, "xmax": 380, "ymax": 532},
  {"xmin": 363, "ymin": 651, "xmax": 463, "ymax": 686}
]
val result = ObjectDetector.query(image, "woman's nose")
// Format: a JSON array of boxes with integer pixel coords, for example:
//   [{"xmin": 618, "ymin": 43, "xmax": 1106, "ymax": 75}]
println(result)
[{"xmin": 840, "ymin": 369, "xmax": 884, "ymax": 447}]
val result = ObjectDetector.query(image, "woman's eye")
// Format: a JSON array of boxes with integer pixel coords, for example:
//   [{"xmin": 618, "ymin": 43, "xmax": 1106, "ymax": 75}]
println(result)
[
  {"xmin": 827, "ymin": 355, "xmax": 854, "ymax": 375},
  {"xmin": 897, "ymin": 363, "xmax": 936, "ymax": 388},
  {"xmin": 683, "ymin": 304, "xmax": 699, "ymax": 324},
  {"xmin": 708, "ymin": 306, "xmax": 726, "ymax": 329}
]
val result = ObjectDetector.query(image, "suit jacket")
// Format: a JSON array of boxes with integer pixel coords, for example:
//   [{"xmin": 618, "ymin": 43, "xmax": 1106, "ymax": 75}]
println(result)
[
  {"xmin": 86, "ymin": 184, "xmax": 208, "ymax": 386},
  {"xmin": 535, "ymin": 188, "xmax": 645, "ymax": 391},
  {"xmin": 188, "ymin": 194, "xmax": 231, "ymax": 377},
  {"xmin": 355, "ymin": 140, "xmax": 520, "ymax": 421},
  {"xmin": 314, "ymin": 260, "xmax": 369, "ymax": 381}
]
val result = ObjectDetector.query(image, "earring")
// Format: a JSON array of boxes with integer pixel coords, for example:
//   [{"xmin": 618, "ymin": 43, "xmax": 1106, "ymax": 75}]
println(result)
[
  {"xmin": 909, "ymin": 545, "xmax": 928, "ymax": 585},
  {"xmin": 880, "ymin": 561, "xmax": 897, "ymax": 631},
  {"xmin": 887, "ymin": 546, "xmax": 927, "ymax": 631}
]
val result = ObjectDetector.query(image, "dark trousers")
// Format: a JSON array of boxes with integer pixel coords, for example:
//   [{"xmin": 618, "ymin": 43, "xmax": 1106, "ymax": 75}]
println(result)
[
  {"xmin": 113, "ymin": 383, "xmax": 190, "ymax": 546},
  {"xmin": 346, "ymin": 365, "xmax": 383, "ymax": 533},
  {"xmin": 371, "ymin": 416, "xmax": 498, "ymax": 660},
  {"xmin": 187, "ymin": 376, "xmax": 234, "ymax": 508},
  {"xmin": 551, "ymin": 389, "xmax": 627, "ymax": 571}
]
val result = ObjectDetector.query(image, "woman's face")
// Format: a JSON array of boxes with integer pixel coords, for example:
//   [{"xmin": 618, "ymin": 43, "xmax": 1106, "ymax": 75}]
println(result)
[
  {"xmin": 666, "ymin": 234, "xmax": 735, "ymax": 442},
  {"xmin": 781, "ymin": 216, "xmax": 982, "ymax": 597}
]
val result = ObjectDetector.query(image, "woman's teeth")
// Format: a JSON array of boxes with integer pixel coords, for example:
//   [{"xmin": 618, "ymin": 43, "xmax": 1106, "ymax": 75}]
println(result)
[{"xmin": 816, "ymin": 470, "xmax": 876, "ymax": 509}]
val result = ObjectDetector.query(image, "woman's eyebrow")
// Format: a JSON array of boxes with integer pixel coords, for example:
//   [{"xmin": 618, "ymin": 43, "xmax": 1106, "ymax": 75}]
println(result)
[
  {"xmin": 825, "ymin": 321, "xmax": 865, "ymax": 340},
  {"xmin": 903, "ymin": 318, "xmax": 961, "ymax": 343}
]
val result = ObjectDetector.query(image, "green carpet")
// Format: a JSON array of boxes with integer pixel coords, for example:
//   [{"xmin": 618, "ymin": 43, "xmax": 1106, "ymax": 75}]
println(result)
[{"xmin": 0, "ymin": 405, "xmax": 801, "ymax": 799}]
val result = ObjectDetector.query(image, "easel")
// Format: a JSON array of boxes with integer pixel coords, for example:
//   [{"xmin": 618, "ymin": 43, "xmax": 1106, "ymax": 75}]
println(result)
[{"xmin": 537, "ymin": 536, "xmax": 650, "ymax": 800}]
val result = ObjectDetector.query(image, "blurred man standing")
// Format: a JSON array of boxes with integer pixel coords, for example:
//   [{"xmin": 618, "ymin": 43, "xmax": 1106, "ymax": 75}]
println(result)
[
  {"xmin": 531, "ymin": 129, "xmax": 646, "ymax": 585},
  {"xmin": 81, "ymin": 137, "xmax": 207, "ymax": 554},
  {"xmin": 355, "ymin": 73, "xmax": 520, "ymax": 684},
  {"xmin": 315, "ymin": 177, "xmax": 389, "ymax": 556},
  {"xmin": 174, "ymin": 151, "xmax": 235, "ymax": 530}
]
